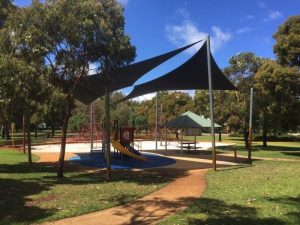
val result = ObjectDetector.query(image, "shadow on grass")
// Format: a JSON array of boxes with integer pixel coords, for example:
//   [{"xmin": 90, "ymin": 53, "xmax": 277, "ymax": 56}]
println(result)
[
  {"xmin": 0, "ymin": 162, "xmax": 57, "ymax": 174},
  {"xmin": 0, "ymin": 178, "xmax": 56, "ymax": 225},
  {"xmin": 184, "ymin": 197, "xmax": 285, "ymax": 225},
  {"xmin": 281, "ymin": 152, "xmax": 300, "ymax": 158},
  {"xmin": 0, "ymin": 161, "xmax": 180, "ymax": 224},
  {"xmin": 111, "ymin": 196, "xmax": 285, "ymax": 225},
  {"xmin": 266, "ymin": 195, "xmax": 300, "ymax": 225},
  {"xmin": 218, "ymin": 144, "xmax": 300, "ymax": 152},
  {"xmin": 216, "ymin": 164, "xmax": 253, "ymax": 171}
]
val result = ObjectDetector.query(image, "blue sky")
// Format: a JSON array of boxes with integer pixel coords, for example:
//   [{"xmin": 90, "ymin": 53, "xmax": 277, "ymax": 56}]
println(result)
[{"xmin": 14, "ymin": 0, "xmax": 300, "ymax": 100}]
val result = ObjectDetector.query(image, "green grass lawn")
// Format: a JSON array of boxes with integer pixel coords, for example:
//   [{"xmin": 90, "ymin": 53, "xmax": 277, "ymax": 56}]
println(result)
[
  {"xmin": 184, "ymin": 134, "xmax": 300, "ymax": 160},
  {"xmin": 0, "ymin": 150, "xmax": 171, "ymax": 225},
  {"xmin": 159, "ymin": 160, "xmax": 300, "ymax": 225},
  {"xmin": 217, "ymin": 139, "xmax": 300, "ymax": 160}
]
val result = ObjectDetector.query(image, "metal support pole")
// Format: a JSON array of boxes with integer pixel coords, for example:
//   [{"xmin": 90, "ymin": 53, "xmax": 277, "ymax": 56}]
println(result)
[
  {"xmin": 248, "ymin": 88, "xmax": 254, "ymax": 164},
  {"xmin": 90, "ymin": 103, "xmax": 94, "ymax": 152},
  {"xmin": 105, "ymin": 86, "xmax": 111, "ymax": 179},
  {"xmin": 180, "ymin": 128, "xmax": 183, "ymax": 154},
  {"xmin": 160, "ymin": 103, "xmax": 163, "ymax": 146},
  {"xmin": 194, "ymin": 128, "xmax": 196, "ymax": 151},
  {"xmin": 155, "ymin": 92, "xmax": 158, "ymax": 150},
  {"xmin": 165, "ymin": 126, "xmax": 167, "ymax": 151},
  {"xmin": 206, "ymin": 35, "xmax": 217, "ymax": 171}
]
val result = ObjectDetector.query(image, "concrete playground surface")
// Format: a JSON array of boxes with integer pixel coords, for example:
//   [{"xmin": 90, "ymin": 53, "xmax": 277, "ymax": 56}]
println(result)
[
  {"xmin": 32, "ymin": 140, "xmax": 240, "ymax": 169},
  {"xmin": 32, "ymin": 140, "xmax": 234, "ymax": 153}
]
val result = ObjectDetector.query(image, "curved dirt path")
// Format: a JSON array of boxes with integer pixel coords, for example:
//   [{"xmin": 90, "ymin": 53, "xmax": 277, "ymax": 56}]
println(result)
[{"xmin": 43, "ymin": 169, "xmax": 207, "ymax": 225}]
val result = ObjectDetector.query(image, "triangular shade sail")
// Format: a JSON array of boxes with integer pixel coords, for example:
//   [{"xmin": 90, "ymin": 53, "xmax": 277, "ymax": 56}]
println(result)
[
  {"xmin": 165, "ymin": 111, "xmax": 221, "ymax": 129},
  {"xmin": 74, "ymin": 40, "xmax": 202, "ymax": 104},
  {"xmin": 119, "ymin": 42, "xmax": 236, "ymax": 102}
]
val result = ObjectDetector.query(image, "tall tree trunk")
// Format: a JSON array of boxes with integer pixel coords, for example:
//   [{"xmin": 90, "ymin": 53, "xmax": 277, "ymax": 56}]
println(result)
[
  {"xmin": 26, "ymin": 117, "xmax": 32, "ymax": 165},
  {"xmin": 23, "ymin": 115, "xmax": 26, "ymax": 154},
  {"xmin": 5, "ymin": 123, "xmax": 10, "ymax": 140},
  {"xmin": 262, "ymin": 110, "xmax": 268, "ymax": 148},
  {"xmin": 34, "ymin": 123, "xmax": 38, "ymax": 139},
  {"xmin": 57, "ymin": 97, "xmax": 73, "ymax": 178},
  {"xmin": 51, "ymin": 126, "xmax": 55, "ymax": 138}
]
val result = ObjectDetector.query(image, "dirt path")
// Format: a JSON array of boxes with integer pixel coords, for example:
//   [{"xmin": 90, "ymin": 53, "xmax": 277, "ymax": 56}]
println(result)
[
  {"xmin": 43, "ymin": 169, "xmax": 207, "ymax": 225},
  {"xmin": 36, "ymin": 152, "xmax": 76, "ymax": 163}
]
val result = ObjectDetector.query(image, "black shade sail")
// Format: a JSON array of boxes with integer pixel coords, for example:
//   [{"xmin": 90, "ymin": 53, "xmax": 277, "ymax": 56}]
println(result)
[
  {"xmin": 119, "ymin": 42, "xmax": 237, "ymax": 102},
  {"xmin": 74, "ymin": 40, "xmax": 203, "ymax": 104}
]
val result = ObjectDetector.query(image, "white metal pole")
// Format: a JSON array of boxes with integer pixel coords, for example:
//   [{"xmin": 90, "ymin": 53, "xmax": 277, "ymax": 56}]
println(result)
[
  {"xmin": 155, "ymin": 92, "xmax": 158, "ymax": 150},
  {"xmin": 206, "ymin": 35, "xmax": 217, "ymax": 171},
  {"xmin": 248, "ymin": 88, "xmax": 254, "ymax": 163}
]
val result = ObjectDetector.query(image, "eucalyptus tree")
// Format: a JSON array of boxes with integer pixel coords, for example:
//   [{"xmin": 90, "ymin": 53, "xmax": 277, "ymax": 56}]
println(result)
[
  {"xmin": 0, "ymin": 54, "xmax": 48, "ymax": 164},
  {"xmin": 273, "ymin": 15, "xmax": 300, "ymax": 68},
  {"xmin": 43, "ymin": 89, "xmax": 66, "ymax": 138},
  {"xmin": 224, "ymin": 52, "xmax": 263, "ymax": 147},
  {"xmin": 254, "ymin": 60, "xmax": 300, "ymax": 147},
  {"xmin": 6, "ymin": 0, "xmax": 135, "ymax": 177},
  {"xmin": 0, "ymin": 0, "xmax": 15, "ymax": 28}
]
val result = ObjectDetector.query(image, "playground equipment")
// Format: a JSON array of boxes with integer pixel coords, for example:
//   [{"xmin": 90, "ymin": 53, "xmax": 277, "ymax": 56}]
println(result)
[
  {"xmin": 111, "ymin": 119, "xmax": 147, "ymax": 161},
  {"xmin": 111, "ymin": 140, "xmax": 147, "ymax": 161},
  {"xmin": 77, "ymin": 124, "xmax": 102, "ymax": 146},
  {"xmin": 74, "ymin": 104, "xmax": 102, "ymax": 151}
]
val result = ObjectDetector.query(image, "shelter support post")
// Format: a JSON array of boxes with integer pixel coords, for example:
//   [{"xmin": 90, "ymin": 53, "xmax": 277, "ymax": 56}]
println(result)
[
  {"xmin": 180, "ymin": 128, "xmax": 183, "ymax": 154},
  {"xmin": 160, "ymin": 103, "xmax": 163, "ymax": 146},
  {"xmin": 155, "ymin": 92, "xmax": 158, "ymax": 150},
  {"xmin": 234, "ymin": 148, "xmax": 237, "ymax": 161},
  {"xmin": 105, "ymin": 86, "xmax": 111, "ymax": 179},
  {"xmin": 90, "ymin": 102, "xmax": 94, "ymax": 152},
  {"xmin": 206, "ymin": 35, "xmax": 217, "ymax": 171},
  {"xmin": 248, "ymin": 88, "xmax": 254, "ymax": 164},
  {"xmin": 165, "ymin": 126, "xmax": 167, "ymax": 151},
  {"xmin": 194, "ymin": 128, "xmax": 196, "ymax": 150}
]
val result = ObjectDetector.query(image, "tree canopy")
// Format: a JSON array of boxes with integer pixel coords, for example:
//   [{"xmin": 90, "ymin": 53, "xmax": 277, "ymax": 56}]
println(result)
[
  {"xmin": 3, "ymin": 0, "xmax": 136, "ymax": 177},
  {"xmin": 273, "ymin": 15, "xmax": 300, "ymax": 67},
  {"xmin": 254, "ymin": 60, "xmax": 300, "ymax": 134}
]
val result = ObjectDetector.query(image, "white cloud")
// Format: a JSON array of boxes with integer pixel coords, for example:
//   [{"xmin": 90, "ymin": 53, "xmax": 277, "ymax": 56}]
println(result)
[
  {"xmin": 262, "ymin": 37, "xmax": 272, "ymax": 45},
  {"xmin": 236, "ymin": 26, "xmax": 254, "ymax": 34},
  {"xmin": 174, "ymin": 8, "xmax": 190, "ymax": 21},
  {"xmin": 263, "ymin": 10, "xmax": 283, "ymax": 21},
  {"xmin": 166, "ymin": 20, "xmax": 232, "ymax": 54},
  {"xmin": 117, "ymin": 0, "xmax": 129, "ymax": 6},
  {"xmin": 257, "ymin": 1, "xmax": 267, "ymax": 9},
  {"xmin": 132, "ymin": 93, "xmax": 156, "ymax": 102},
  {"xmin": 246, "ymin": 14, "xmax": 255, "ymax": 20},
  {"xmin": 211, "ymin": 26, "xmax": 232, "ymax": 52}
]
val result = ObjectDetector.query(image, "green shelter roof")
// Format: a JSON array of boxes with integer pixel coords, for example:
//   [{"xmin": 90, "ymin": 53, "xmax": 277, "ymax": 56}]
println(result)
[{"xmin": 164, "ymin": 111, "xmax": 221, "ymax": 129}]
